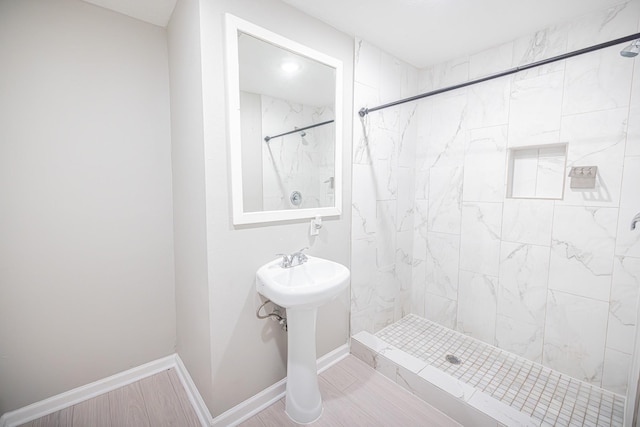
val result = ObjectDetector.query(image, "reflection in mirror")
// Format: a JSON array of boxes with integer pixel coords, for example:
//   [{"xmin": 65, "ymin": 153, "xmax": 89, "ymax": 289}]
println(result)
[
  {"xmin": 225, "ymin": 14, "xmax": 343, "ymax": 225},
  {"xmin": 238, "ymin": 32, "xmax": 336, "ymax": 213}
]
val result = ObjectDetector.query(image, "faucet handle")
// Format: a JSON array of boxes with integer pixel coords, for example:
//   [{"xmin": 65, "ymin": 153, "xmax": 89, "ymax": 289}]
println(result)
[
  {"xmin": 275, "ymin": 253, "xmax": 292, "ymax": 268},
  {"xmin": 292, "ymin": 247, "xmax": 309, "ymax": 264}
]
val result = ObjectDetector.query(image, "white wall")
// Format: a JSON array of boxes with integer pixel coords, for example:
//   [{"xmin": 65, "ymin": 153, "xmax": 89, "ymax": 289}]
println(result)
[
  {"xmin": 0, "ymin": 0, "xmax": 176, "ymax": 415},
  {"xmin": 195, "ymin": 0, "xmax": 354, "ymax": 416},
  {"xmin": 166, "ymin": 0, "xmax": 214, "ymax": 410}
]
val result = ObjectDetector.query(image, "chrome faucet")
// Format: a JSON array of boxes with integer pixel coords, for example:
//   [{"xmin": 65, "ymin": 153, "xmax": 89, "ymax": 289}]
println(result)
[
  {"xmin": 632, "ymin": 213, "xmax": 640, "ymax": 231},
  {"xmin": 276, "ymin": 247, "xmax": 309, "ymax": 268}
]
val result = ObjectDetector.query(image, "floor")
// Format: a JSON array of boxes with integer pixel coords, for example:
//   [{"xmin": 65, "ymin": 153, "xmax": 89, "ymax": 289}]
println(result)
[
  {"xmin": 239, "ymin": 355, "xmax": 460, "ymax": 426},
  {"xmin": 21, "ymin": 356, "xmax": 457, "ymax": 427},
  {"xmin": 19, "ymin": 368, "xmax": 201, "ymax": 427},
  {"xmin": 362, "ymin": 314, "xmax": 626, "ymax": 427}
]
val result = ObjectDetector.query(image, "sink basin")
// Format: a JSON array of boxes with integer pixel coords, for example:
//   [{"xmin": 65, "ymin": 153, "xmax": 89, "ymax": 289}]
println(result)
[
  {"xmin": 256, "ymin": 255, "xmax": 350, "ymax": 423},
  {"xmin": 256, "ymin": 255, "xmax": 349, "ymax": 308}
]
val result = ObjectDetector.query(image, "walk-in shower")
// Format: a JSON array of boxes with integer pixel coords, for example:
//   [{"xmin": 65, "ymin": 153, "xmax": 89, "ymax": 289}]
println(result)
[{"xmin": 351, "ymin": 16, "xmax": 640, "ymax": 427}]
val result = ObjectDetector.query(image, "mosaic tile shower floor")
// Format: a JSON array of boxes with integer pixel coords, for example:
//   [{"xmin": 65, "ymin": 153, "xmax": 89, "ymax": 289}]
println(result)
[{"xmin": 374, "ymin": 315, "xmax": 625, "ymax": 427}]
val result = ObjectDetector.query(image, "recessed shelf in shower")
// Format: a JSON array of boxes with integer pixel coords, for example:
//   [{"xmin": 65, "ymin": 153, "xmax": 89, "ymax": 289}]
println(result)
[{"xmin": 506, "ymin": 143, "xmax": 567, "ymax": 200}]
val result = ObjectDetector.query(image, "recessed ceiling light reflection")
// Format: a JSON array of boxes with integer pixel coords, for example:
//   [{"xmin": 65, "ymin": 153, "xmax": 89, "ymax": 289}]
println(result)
[{"xmin": 281, "ymin": 61, "xmax": 300, "ymax": 73}]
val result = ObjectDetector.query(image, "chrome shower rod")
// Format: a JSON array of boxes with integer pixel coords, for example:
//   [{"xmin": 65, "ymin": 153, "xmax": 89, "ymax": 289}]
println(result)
[
  {"xmin": 358, "ymin": 32, "xmax": 640, "ymax": 117},
  {"xmin": 264, "ymin": 119, "xmax": 334, "ymax": 142}
]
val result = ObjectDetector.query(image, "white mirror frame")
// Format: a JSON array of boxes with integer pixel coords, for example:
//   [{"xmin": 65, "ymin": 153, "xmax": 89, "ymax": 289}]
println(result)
[{"xmin": 225, "ymin": 14, "xmax": 343, "ymax": 225}]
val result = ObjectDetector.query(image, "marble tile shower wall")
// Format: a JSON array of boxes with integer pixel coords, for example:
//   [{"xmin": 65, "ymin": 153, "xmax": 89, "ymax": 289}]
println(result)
[
  {"xmin": 351, "ymin": 1, "xmax": 640, "ymax": 395},
  {"xmin": 351, "ymin": 38, "xmax": 419, "ymax": 334},
  {"xmin": 261, "ymin": 95, "xmax": 335, "ymax": 210}
]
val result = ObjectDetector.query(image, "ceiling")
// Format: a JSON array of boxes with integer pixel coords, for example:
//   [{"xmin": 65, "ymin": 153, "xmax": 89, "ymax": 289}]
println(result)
[
  {"xmin": 239, "ymin": 33, "xmax": 336, "ymax": 107},
  {"xmin": 83, "ymin": 0, "xmax": 628, "ymax": 67}
]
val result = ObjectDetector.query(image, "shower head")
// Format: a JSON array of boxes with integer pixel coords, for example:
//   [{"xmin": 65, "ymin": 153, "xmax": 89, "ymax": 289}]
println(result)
[{"xmin": 620, "ymin": 39, "xmax": 640, "ymax": 57}]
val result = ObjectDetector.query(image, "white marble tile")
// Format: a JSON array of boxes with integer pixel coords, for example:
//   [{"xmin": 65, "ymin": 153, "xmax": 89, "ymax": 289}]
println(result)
[
  {"xmin": 428, "ymin": 165, "xmax": 463, "ymax": 234},
  {"xmin": 354, "ymin": 38, "xmax": 380, "ymax": 88},
  {"xmin": 372, "ymin": 157, "xmax": 397, "ymax": 200},
  {"xmin": 350, "ymin": 333, "xmax": 377, "ymax": 365},
  {"xmin": 353, "ymin": 82, "xmax": 379, "ymax": 165},
  {"xmin": 418, "ymin": 365, "xmax": 477, "ymax": 401},
  {"xmin": 459, "ymin": 202, "xmax": 503, "ymax": 276},
  {"xmin": 463, "ymin": 126, "xmax": 508, "ymax": 202},
  {"xmin": 562, "ymin": 47, "xmax": 634, "ymax": 116},
  {"xmin": 498, "ymin": 242, "xmax": 550, "ymax": 327},
  {"xmin": 424, "ymin": 56, "xmax": 470, "ymax": 91},
  {"xmin": 512, "ymin": 25, "xmax": 568, "ymax": 78},
  {"xmin": 566, "ymin": 1, "xmax": 640, "ymax": 50},
  {"xmin": 627, "ymin": 104, "xmax": 640, "ymax": 156},
  {"xmin": 415, "ymin": 100, "xmax": 433, "ymax": 170},
  {"xmin": 414, "ymin": 167, "xmax": 429, "ymax": 201},
  {"xmin": 351, "ymin": 164, "xmax": 377, "ymax": 239},
  {"xmin": 396, "ymin": 365, "xmax": 497, "ymax": 427},
  {"xmin": 501, "ymin": 199, "xmax": 554, "ymax": 246},
  {"xmin": 509, "ymin": 148, "xmax": 538, "ymax": 197},
  {"xmin": 628, "ymin": 53, "xmax": 640, "ymax": 156},
  {"xmin": 424, "ymin": 293, "xmax": 457, "ymax": 330},
  {"xmin": 424, "ymin": 92, "xmax": 468, "ymax": 169},
  {"xmin": 548, "ymin": 206, "xmax": 617, "ymax": 301},
  {"xmin": 377, "ymin": 346, "xmax": 428, "ymax": 374},
  {"xmin": 559, "ymin": 108, "xmax": 627, "ymax": 208},
  {"xmin": 469, "ymin": 42, "xmax": 514, "ymax": 80},
  {"xmin": 466, "ymin": 79, "xmax": 511, "ymax": 130},
  {"xmin": 412, "ymin": 199, "xmax": 428, "ymax": 259},
  {"xmin": 606, "ymin": 256, "xmax": 640, "ymax": 354},
  {"xmin": 535, "ymin": 145, "xmax": 566, "ymax": 199},
  {"xmin": 351, "ymin": 236, "xmax": 377, "ymax": 313},
  {"xmin": 376, "ymin": 200, "xmax": 397, "ymax": 269},
  {"xmin": 425, "ymin": 232, "xmax": 460, "ymax": 300},
  {"xmin": 602, "ymin": 347, "xmax": 632, "ymax": 395},
  {"xmin": 411, "ymin": 258, "xmax": 426, "ymax": 316},
  {"xmin": 616, "ymin": 156, "xmax": 640, "ymax": 258},
  {"xmin": 495, "ymin": 316, "xmax": 543, "ymax": 363},
  {"xmin": 396, "ymin": 167, "xmax": 415, "ymax": 232},
  {"xmin": 352, "ymin": 330, "xmax": 390, "ymax": 354},
  {"xmin": 379, "ymin": 50, "xmax": 403, "ymax": 104},
  {"xmin": 508, "ymin": 71, "xmax": 564, "ymax": 147},
  {"xmin": 396, "ymin": 230, "xmax": 414, "ymax": 297},
  {"xmin": 457, "ymin": 270, "xmax": 498, "ymax": 345},
  {"xmin": 543, "ymin": 290, "xmax": 608, "ymax": 385},
  {"xmin": 468, "ymin": 391, "xmax": 539, "ymax": 427},
  {"xmin": 351, "ymin": 308, "xmax": 374, "ymax": 335},
  {"xmin": 398, "ymin": 103, "xmax": 418, "ymax": 168}
]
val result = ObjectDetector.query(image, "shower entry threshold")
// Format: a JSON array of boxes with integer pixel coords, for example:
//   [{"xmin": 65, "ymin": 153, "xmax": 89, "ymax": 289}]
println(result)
[{"xmin": 351, "ymin": 314, "xmax": 625, "ymax": 427}]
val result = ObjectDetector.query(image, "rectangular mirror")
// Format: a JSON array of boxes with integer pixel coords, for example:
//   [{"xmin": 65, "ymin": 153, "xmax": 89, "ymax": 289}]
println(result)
[{"xmin": 225, "ymin": 14, "xmax": 343, "ymax": 225}]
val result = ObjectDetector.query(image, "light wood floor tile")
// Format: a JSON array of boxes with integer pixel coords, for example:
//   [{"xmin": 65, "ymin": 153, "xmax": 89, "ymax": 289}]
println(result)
[
  {"xmin": 72, "ymin": 393, "xmax": 111, "ymax": 427},
  {"xmin": 256, "ymin": 399, "xmax": 298, "ymax": 427},
  {"xmin": 240, "ymin": 355, "xmax": 460, "ymax": 427},
  {"xmin": 138, "ymin": 370, "xmax": 193, "ymax": 427},
  {"xmin": 20, "ymin": 412, "xmax": 60, "ymax": 427},
  {"xmin": 166, "ymin": 368, "xmax": 202, "ymax": 427},
  {"xmin": 108, "ymin": 381, "xmax": 150, "ymax": 427},
  {"xmin": 318, "ymin": 359, "xmax": 359, "ymax": 392},
  {"xmin": 58, "ymin": 407, "xmax": 72, "ymax": 427}
]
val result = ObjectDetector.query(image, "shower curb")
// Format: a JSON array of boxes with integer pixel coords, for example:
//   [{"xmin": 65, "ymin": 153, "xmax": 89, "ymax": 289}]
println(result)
[{"xmin": 351, "ymin": 331, "xmax": 538, "ymax": 427}]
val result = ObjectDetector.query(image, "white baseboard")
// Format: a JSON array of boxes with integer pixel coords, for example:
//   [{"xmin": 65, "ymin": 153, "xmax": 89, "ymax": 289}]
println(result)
[
  {"xmin": 0, "ymin": 355, "xmax": 177, "ymax": 427},
  {"xmin": 212, "ymin": 343, "xmax": 350, "ymax": 427},
  {"xmin": 0, "ymin": 344, "xmax": 349, "ymax": 427},
  {"xmin": 174, "ymin": 355, "xmax": 214, "ymax": 427}
]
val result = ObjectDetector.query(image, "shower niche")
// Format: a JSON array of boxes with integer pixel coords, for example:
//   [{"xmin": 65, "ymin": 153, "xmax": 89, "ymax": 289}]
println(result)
[{"xmin": 506, "ymin": 143, "xmax": 567, "ymax": 199}]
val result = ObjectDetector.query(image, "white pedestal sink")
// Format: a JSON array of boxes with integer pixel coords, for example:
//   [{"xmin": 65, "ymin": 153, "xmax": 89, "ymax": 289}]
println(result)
[{"xmin": 256, "ymin": 255, "xmax": 349, "ymax": 423}]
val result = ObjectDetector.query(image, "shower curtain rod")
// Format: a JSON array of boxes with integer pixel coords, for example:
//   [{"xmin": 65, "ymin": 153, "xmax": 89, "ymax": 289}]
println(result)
[
  {"xmin": 358, "ymin": 32, "xmax": 640, "ymax": 117},
  {"xmin": 264, "ymin": 119, "xmax": 334, "ymax": 142}
]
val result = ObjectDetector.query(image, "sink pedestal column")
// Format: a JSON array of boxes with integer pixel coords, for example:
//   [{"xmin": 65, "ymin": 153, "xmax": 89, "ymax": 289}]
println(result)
[{"xmin": 285, "ymin": 307, "xmax": 322, "ymax": 423}]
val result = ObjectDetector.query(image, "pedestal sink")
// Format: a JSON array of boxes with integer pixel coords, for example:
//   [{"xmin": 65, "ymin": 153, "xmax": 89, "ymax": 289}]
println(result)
[{"xmin": 256, "ymin": 255, "xmax": 350, "ymax": 423}]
